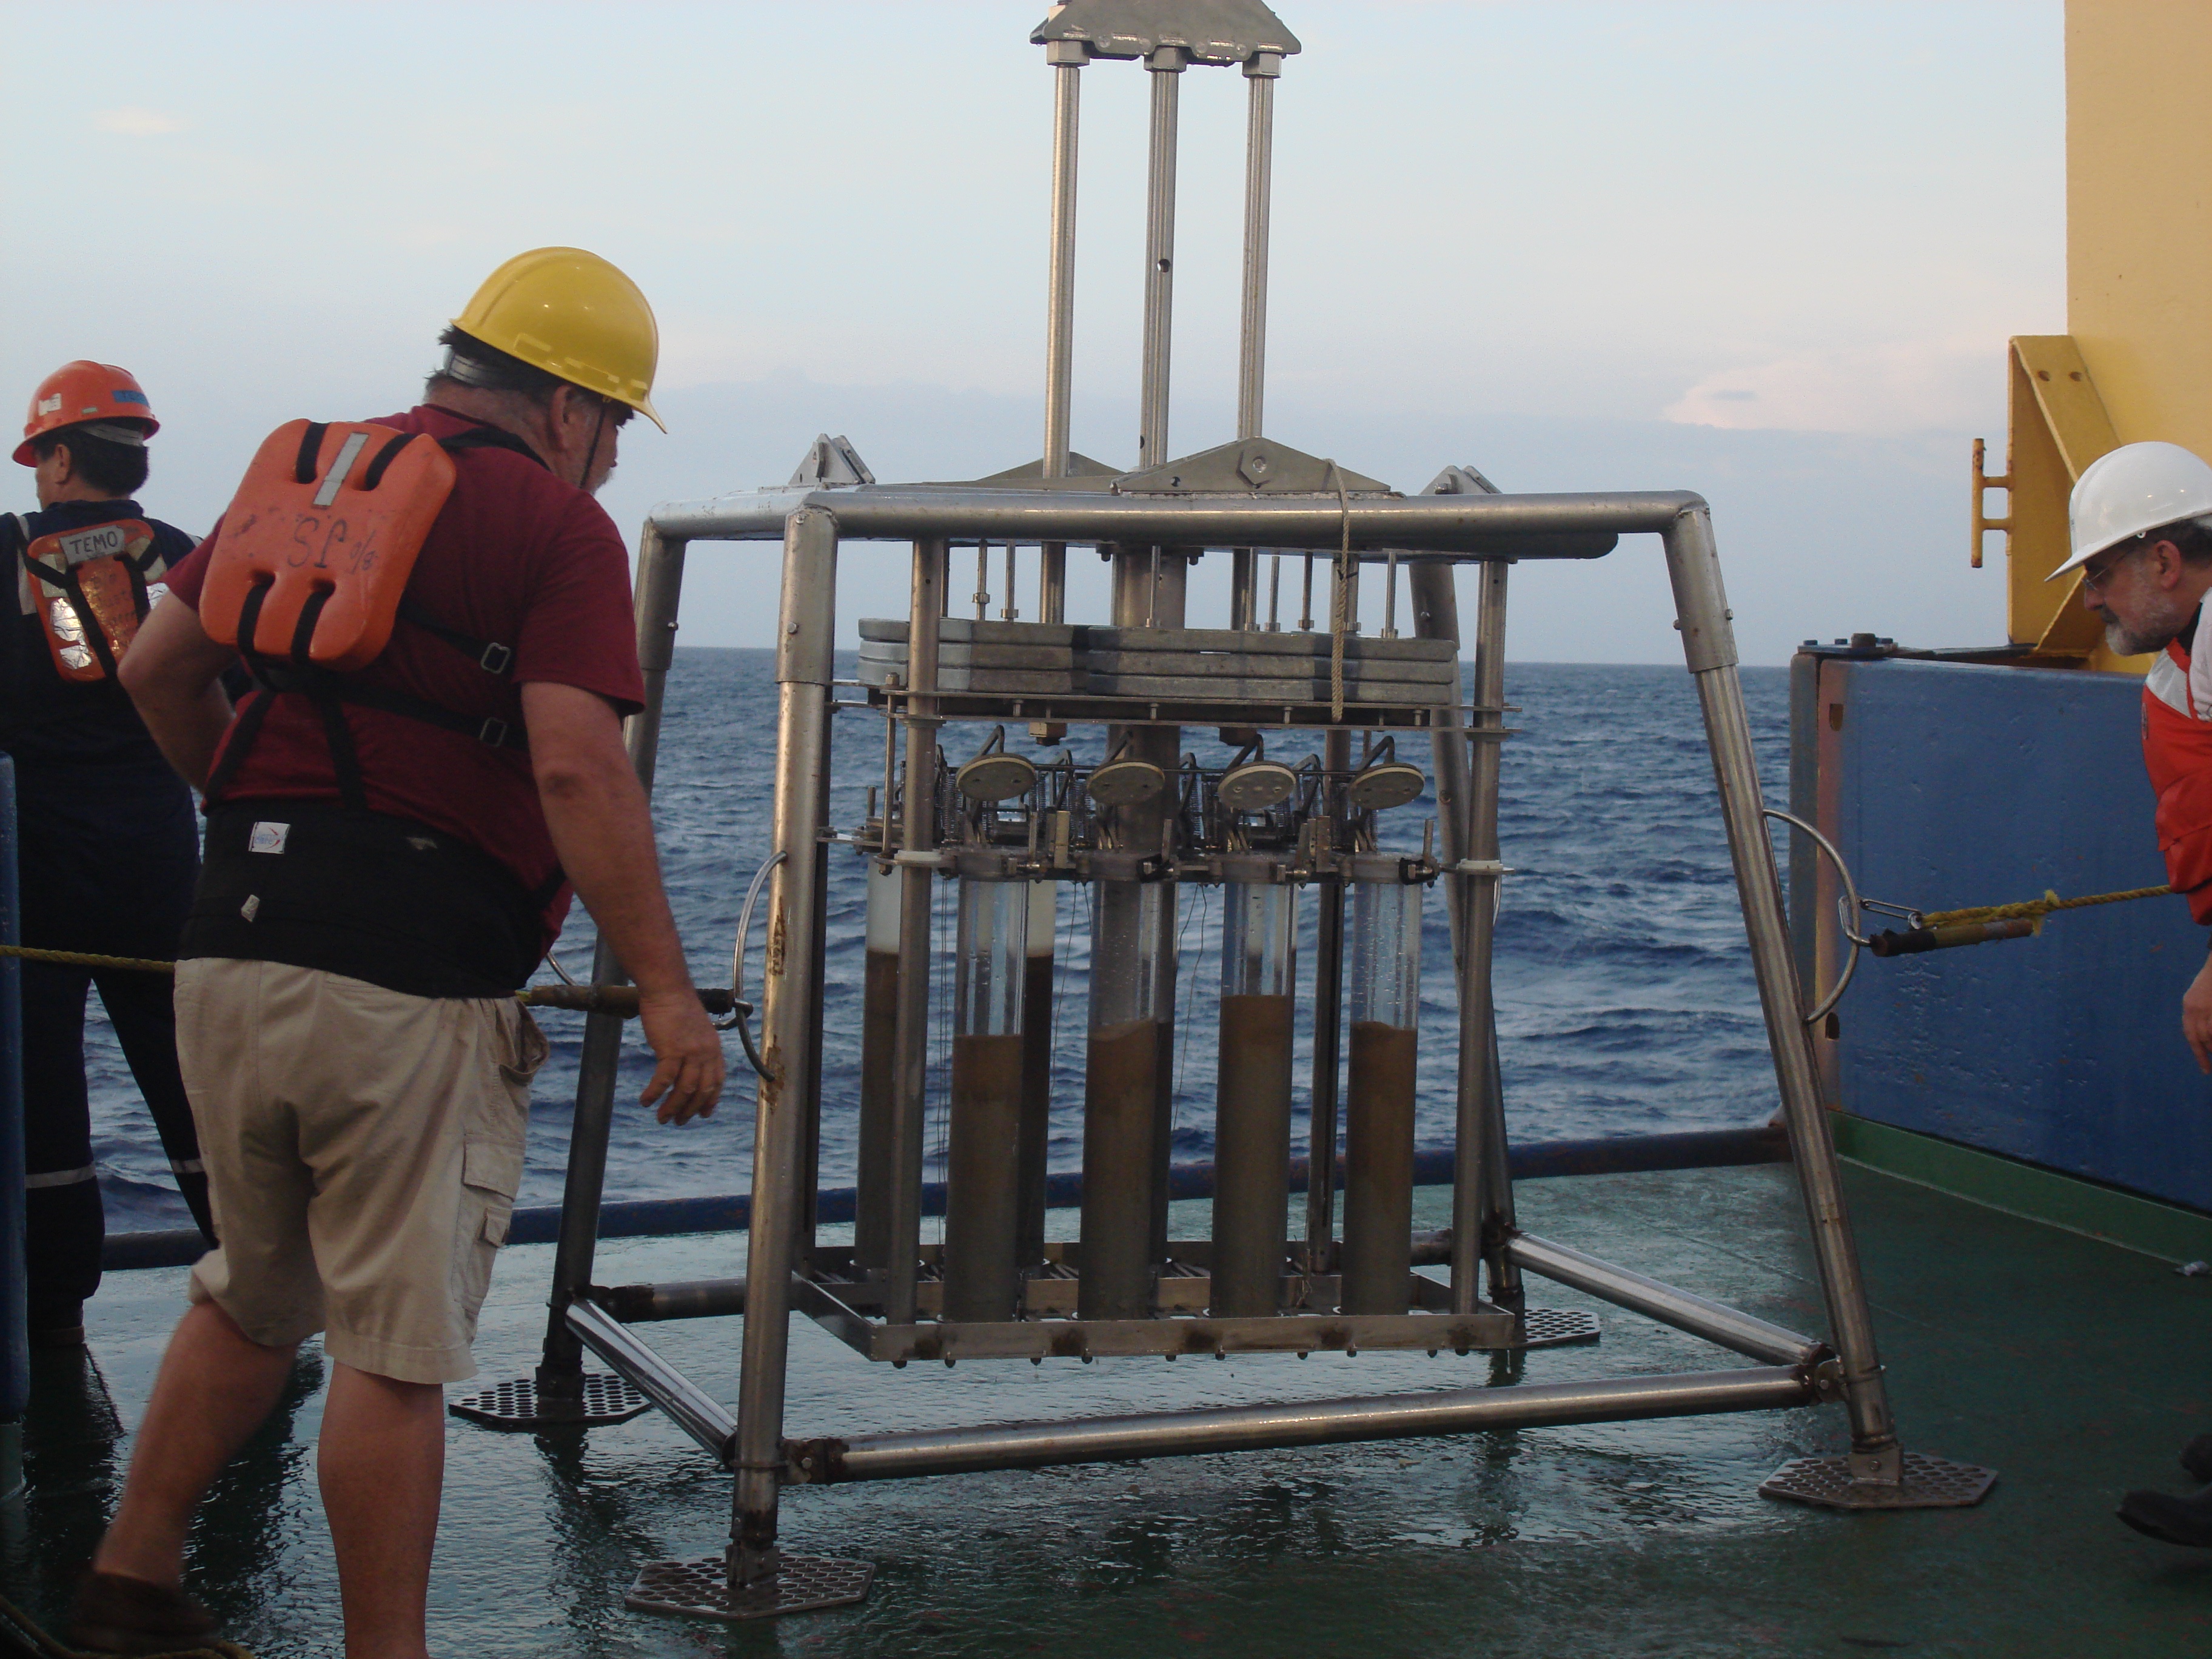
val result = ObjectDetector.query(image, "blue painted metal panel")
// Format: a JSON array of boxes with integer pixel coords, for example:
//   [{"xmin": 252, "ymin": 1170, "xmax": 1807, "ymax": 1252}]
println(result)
[{"xmin": 1818, "ymin": 657, "xmax": 2212, "ymax": 1210}]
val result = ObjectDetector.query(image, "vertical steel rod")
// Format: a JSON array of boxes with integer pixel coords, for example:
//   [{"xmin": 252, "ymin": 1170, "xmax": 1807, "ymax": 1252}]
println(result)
[
  {"xmin": 729, "ymin": 508, "xmax": 839, "ymax": 1586},
  {"xmin": 1040, "ymin": 47, "xmax": 1083, "ymax": 618},
  {"xmin": 797, "ymin": 706, "xmax": 833, "ymax": 1270},
  {"xmin": 1463, "ymin": 562, "xmax": 1520, "ymax": 1310},
  {"xmin": 537, "ymin": 526, "xmax": 687, "ymax": 1394},
  {"xmin": 1138, "ymin": 47, "xmax": 1185, "ymax": 467},
  {"xmin": 1304, "ymin": 728, "xmax": 1350, "ymax": 1272},
  {"xmin": 1236, "ymin": 55, "xmax": 1278, "ymax": 441},
  {"xmin": 1407, "ymin": 560, "xmax": 1482, "ymax": 1309},
  {"xmin": 1663, "ymin": 504, "xmax": 1901, "ymax": 1483},
  {"xmin": 886, "ymin": 542, "xmax": 945, "ymax": 1329}
]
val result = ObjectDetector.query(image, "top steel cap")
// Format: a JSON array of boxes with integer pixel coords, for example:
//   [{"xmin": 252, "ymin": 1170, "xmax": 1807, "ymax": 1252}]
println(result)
[{"xmin": 1032, "ymin": 0, "xmax": 1300, "ymax": 64}]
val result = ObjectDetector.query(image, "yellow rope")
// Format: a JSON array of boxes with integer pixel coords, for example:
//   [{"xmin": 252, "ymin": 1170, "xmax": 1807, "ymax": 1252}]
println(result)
[
  {"xmin": 0, "ymin": 945, "xmax": 726, "ymax": 1021},
  {"xmin": 0, "ymin": 944, "xmax": 174, "ymax": 974},
  {"xmin": 1919, "ymin": 883, "xmax": 2175, "ymax": 929}
]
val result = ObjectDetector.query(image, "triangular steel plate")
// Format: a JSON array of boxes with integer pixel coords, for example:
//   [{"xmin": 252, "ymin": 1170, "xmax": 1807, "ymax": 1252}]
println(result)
[
  {"xmin": 787, "ymin": 434, "xmax": 875, "ymax": 488},
  {"xmin": 1114, "ymin": 436, "xmax": 1393, "ymax": 497},
  {"xmin": 957, "ymin": 452, "xmax": 1124, "ymax": 489}
]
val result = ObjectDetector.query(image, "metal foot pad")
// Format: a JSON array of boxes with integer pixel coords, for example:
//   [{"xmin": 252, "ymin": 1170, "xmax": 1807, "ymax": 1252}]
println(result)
[
  {"xmin": 1758, "ymin": 1451, "xmax": 1997, "ymax": 1510},
  {"xmin": 449, "ymin": 1373, "xmax": 653, "ymax": 1430},
  {"xmin": 626, "ymin": 1555, "xmax": 874, "ymax": 1621},
  {"xmin": 1518, "ymin": 1308, "xmax": 1601, "ymax": 1348}
]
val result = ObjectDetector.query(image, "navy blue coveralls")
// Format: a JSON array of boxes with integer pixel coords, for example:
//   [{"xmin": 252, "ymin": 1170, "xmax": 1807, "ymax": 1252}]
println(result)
[{"xmin": 2, "ymin": 500, "xmax": 213, "ymax": 1335}]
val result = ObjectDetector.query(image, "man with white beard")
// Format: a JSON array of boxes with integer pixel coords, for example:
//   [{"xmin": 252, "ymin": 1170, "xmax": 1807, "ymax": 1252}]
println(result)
[{"xmin": 2057, "ymin": 440, "xmax": 2212, "ymax": 1547}]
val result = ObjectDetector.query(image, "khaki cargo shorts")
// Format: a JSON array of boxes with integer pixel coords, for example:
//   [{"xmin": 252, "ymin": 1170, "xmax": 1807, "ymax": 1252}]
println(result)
[{"xmin": 173, "ymin": 957, "xmax": 548, "ymax": 1384}]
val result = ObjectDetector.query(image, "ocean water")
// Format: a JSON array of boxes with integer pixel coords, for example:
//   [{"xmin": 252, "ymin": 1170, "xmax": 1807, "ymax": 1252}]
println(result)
[{"xmin": 84, "ymin": 654, "xmax": 1790, "ymax": 1230}]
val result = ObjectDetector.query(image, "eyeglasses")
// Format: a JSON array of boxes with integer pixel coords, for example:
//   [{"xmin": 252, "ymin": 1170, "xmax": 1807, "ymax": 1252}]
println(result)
[{"xmin": 2080, "ymin": 554, "xmax": 2129, "ymax": 593}]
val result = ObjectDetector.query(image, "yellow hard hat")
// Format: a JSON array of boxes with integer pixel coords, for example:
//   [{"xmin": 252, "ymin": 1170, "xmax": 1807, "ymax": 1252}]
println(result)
[{"xmin": 451, "ymin": 247, "xmax": 665, "ymax": 431}]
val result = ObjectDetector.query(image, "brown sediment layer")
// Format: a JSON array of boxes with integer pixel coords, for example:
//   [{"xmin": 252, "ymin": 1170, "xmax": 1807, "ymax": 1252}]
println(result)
[
  {"xmin": 1016, "ymin": 949, "xmax": 1055, "ymax": 1270},
  {"xmin": 943, "ymin": 1030, "xmax": 1027, "ymax": 1322},
  {"xmin": 854, "ymin": 948, "xmax": 900, "ymax": 1270},
  {"xmin": 1211, "ymin": 994, "xmax": 1295, "ymax": 1317},
  {"xmin": 1339, "ymin": 1020, "xmax": 1418, "ymax": 1315},
  {"xmin": 1079, "ymin": 1016, "xmax": 1165, "ymax": 1320}
]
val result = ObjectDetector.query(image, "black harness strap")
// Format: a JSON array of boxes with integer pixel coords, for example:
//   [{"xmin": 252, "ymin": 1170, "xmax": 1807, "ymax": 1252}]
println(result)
[
  {"xmin": 293, "ymin": 422, "xmax": 330, "ymax": 484},
  {"xmin": 250, "ymin": 662, "xmax": 528, "ymax": 752},
  {"xmin": 395, "ymin": 597, "xmax": 514, "ymax": 675},
  {"xmin": 358, "ymin": 429, "xmax": 417, "ymax": 491},
  {"xmin": 203, "ymin": 680, "xmax": 278, "ymax": 802}
]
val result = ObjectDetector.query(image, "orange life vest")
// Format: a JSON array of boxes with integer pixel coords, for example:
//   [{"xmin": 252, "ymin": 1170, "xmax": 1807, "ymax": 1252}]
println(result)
[
  {"xmin": 2143, "ymin": 629, "xmax": 2212, "ymax": 923},
  {"xmin": 196, "ymin": 417, "xmax": 552, "ymax": 819},
  {"xmin": 16, "ymin": 517, "xmax": 161, "ymax": 682},
  {"xmin": 199, "ymin": 420, "xmax": 457, "ymax": 671}
]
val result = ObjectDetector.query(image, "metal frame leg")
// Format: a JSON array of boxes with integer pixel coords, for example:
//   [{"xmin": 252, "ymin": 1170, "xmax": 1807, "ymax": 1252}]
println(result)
[
  {"xmin": 726, "ymin": 508, "xmax": 863, "ymax": 1595},
  {"xmin": 1662, "ymin": 506, "xmax": 1991, "ymax": 1509},
  {"xmin": 886, "ymin": 541, "xmax": 945, "ymax": 1330},
  {"xmin": 1303, "ymin": 729, "xmax": 1349, "ymax": 1275}
]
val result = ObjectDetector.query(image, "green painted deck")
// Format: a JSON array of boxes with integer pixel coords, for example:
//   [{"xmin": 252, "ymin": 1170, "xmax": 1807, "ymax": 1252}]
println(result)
[{"xmin": 6, "ymin": 1161, "xmax": 2211, "ymax": 1657}]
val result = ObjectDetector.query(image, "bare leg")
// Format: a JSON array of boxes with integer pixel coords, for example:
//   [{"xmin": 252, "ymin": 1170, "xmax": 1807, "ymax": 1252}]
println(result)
[
  {"xmin": 94, "ymin": 1299, "xmax": 298, "ymax": 1586},
  {"xmin": 318, "ymin": 1362, "xmax": 444, "ymax": 1659}
]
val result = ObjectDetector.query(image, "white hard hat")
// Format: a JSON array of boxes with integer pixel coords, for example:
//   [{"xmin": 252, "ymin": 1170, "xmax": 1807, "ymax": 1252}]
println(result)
[{"xmin": 2051, "ymin": 440, "xmax": 2212, "ymax": 580}]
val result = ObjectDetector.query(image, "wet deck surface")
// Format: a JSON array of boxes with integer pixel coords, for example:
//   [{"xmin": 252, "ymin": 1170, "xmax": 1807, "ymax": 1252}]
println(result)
[{"xmin": 7, "ymin": 1161, "xmax": 2211, "ymax": 1657}]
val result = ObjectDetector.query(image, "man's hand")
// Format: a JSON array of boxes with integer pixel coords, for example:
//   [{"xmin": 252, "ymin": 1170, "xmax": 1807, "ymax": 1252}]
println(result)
[
  {"xmin": 2185, "ymin": 954, "xmax": 2212, "ymax": 1074},
  {"xmin": 638, "ymin": 987, "xmax": 726, "ymax": 1125},
  {"xmin": 523, "ymin": 680, "xmax": 727, "ymax": 1125}
]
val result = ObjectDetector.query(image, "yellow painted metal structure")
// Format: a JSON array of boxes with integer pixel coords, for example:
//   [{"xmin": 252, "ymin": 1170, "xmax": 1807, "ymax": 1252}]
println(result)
[{"xmin": 1973, "ymin": 0, "xmax": 2212, "ymax": 674}]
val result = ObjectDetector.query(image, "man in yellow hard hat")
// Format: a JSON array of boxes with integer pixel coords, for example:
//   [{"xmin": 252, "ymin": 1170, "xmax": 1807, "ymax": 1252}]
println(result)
[{"xmin": 73, "ymin": 249, "xmax": 720, "ymax": 1657}]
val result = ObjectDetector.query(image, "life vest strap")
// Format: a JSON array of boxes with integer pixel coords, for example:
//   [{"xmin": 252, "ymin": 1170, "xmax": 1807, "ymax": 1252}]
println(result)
[{"xmin": 245, "ymin": 660, "xmax": 531, "ymax": 754}]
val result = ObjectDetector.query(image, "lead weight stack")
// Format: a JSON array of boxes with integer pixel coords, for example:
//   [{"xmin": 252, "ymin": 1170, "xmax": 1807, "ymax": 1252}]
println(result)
[
  {"xmin": 942, "ymin": 862, "xmax": 1028, "ymax": 1322},
  {"xmin": 1080, "ymin": 851, "xmax": 1174, "ymax": 1319},
  {"xmin": 1015, "ymin": 880, "xmax": 1057, "ymax": 1273},
  {"xmin": 1339, "ymin": 854, "xmax": 1423, "ymax": 1314},
  {"xmin": 1210, "ymin": 856, "xmax": 1298, "ymax": 1316}
]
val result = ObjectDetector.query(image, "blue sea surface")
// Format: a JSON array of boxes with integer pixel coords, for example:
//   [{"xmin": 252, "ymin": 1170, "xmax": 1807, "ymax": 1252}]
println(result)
[{"xmin": 83, "ymin": 654, "xmax": 1790, "ymax": 1230}]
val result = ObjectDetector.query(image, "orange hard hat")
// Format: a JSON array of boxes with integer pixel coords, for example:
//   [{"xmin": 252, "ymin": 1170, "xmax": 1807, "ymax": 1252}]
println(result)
[{"xmin": 14, "ymin": 361, "xmax": 159, "ymax": 466}]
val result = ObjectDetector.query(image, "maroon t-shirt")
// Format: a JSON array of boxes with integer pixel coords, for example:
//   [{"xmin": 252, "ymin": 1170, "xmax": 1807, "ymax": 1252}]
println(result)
[{"xmin": 166, "ymin": 405, "xmax": 644, "ymax": 942}]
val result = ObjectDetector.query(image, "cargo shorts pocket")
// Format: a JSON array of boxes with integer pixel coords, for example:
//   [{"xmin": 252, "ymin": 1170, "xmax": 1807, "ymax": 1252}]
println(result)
[{"xmin": 452, "ymin": 1004, "xmax": 541, "ymax": 1336}]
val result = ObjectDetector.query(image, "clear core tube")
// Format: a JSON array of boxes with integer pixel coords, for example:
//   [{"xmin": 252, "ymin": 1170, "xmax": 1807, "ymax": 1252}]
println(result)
[
  {"xmin": 1212, "ymin": 875, "xmax": 1298, "ymax": 1318},
  {"xmin": 1080, "ymin": 877, "xmax": 1174, "ymax": 1319},
  {"xmin": 945, "ymin": 877, "xmax": 1027, "ymax": 1321},
  {"xmin": 1341, "ymin": 868, "xmax": 1421, "ymax": 1315}
]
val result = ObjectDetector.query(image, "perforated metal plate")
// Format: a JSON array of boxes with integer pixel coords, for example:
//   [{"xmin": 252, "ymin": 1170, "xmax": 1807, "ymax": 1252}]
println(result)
[
  {"xmin": 626, "ymin": 1555, "xmax": 873, "ymax": 1621},
  {"xmin": 1518, "ymin": 1307, "xmax": 1601, "ymax": 1348},
  {"xmin": 1759, "ymin": 1451, "xmax": 1997, "ymax": 1510},
  {"xmin": 448, "ymin": 1372, "xmax": 652, "ymax": 1431}
]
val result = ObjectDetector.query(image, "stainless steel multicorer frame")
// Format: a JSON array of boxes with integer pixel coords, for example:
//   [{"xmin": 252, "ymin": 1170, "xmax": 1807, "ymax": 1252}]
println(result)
[{"xmin": 449, "ymin": 0, "xmax": 1992, "ymax": 1626}]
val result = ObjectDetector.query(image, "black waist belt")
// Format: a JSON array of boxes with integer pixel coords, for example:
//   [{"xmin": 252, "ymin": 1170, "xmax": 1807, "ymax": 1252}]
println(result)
[{"xmin": 183, "ymin": 800, "xmax": 545, "ymax": 998}]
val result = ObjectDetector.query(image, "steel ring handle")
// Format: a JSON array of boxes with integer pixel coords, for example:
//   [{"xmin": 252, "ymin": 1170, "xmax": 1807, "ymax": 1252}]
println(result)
[
  {"xmin": 1761, "ymin": 807, "xmax": 1860, "ymax": 1027},
  {"xmin": 720, "ymin": 850, "xmax": 788, "ymax": 1077}
]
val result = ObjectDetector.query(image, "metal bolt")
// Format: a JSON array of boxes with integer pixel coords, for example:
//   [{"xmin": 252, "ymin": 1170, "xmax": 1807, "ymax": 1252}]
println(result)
[{"xmin": 786, "ymin": 622, "xmax": 800, "ymax": 635}]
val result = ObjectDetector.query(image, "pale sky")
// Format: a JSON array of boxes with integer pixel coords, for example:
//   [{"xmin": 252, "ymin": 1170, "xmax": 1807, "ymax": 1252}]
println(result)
[{"xmin": 1, "ymin": 1, "xmax": 2064, "ymax": 662}]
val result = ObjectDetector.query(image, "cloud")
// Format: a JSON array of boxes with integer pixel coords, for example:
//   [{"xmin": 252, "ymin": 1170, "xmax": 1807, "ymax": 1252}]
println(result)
[
  {"xmin": 94, "ymin": 107, "xmax": 186, "ymax": 136},
  {"xmin": 1663, "ymin": 338, "xmax": 1997, "ymax": 434}
]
